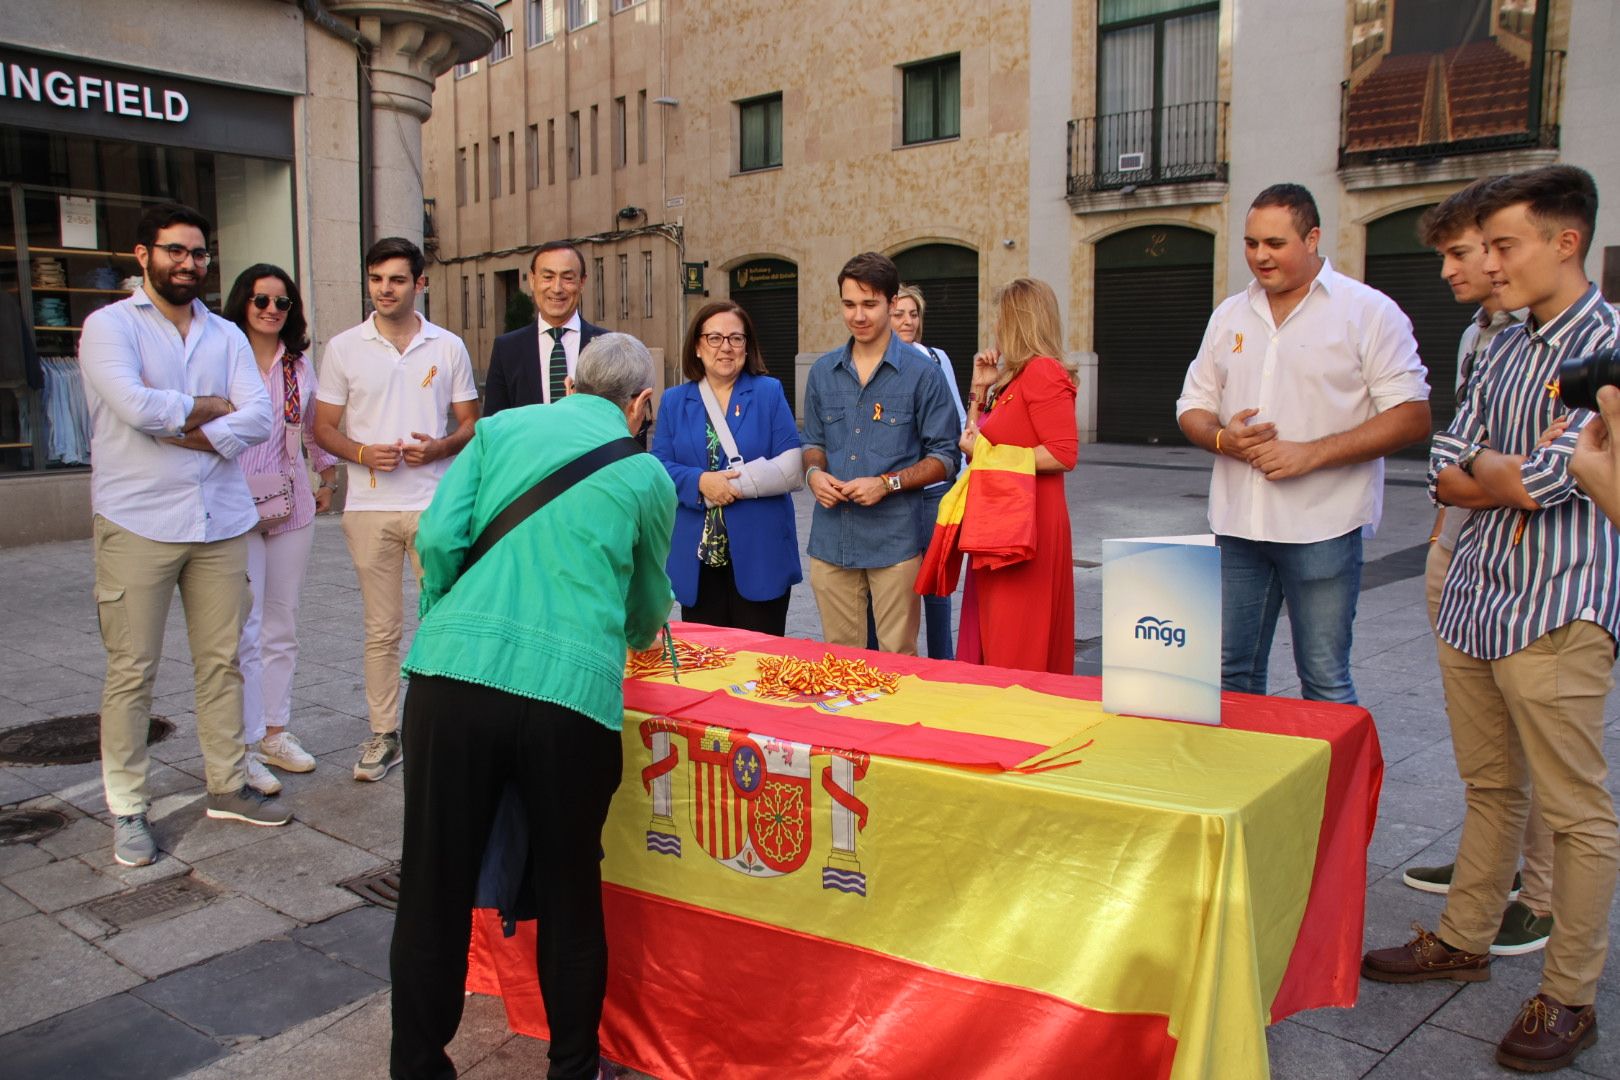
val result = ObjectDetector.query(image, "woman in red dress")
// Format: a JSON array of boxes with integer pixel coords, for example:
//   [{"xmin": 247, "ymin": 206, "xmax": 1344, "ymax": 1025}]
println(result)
[{"xmin": 957, "ymin": 278, "xmax": 1079, "ymax": 674}]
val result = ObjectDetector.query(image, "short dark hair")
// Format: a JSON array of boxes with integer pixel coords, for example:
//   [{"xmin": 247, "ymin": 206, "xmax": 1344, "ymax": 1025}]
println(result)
[
  {"xmin": 836, "ymin": 251, "xmax": 900, "ymax": 302},
  {"xmin": 1250, "ymin": 183, "xmax": 1320, "ymax": 238},
  {"xmin": 365, "ymin": 236, "xmax": 425, "ymax": 279},
  {"xmin": 1418, "ymin": 179, "xmax": 1495, "ymax": 248},
  {"xmin": 135, "ymin": 203, "xmax": 211, "ymax": 250},
  {"xmin": 222, "ymin": 264, "xmax": 310, "ymax": 355},
  {"xmin": 1474, "ymin": 165, "xmax": 1599, "ymax": 261},
  {"xmin": 531, "ymin": 240, "xmax": 587, "ymax": 277},
  {"xmin": 681, "ymin": 300, "xmax": 767, "ymax": 381}
]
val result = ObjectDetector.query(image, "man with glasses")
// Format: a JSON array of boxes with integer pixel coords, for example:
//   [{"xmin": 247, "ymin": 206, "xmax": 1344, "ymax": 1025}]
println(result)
[
  {"xmin": 314, "ymin": 237, "xmax": 479, "ymax": 783},
  {"xmin": 483, "ymin": 241, "xmax": 606, "ymax": 416},
  {"xmin": 79, "ymin": 202, "xmax": 287, "ymax": 869}
]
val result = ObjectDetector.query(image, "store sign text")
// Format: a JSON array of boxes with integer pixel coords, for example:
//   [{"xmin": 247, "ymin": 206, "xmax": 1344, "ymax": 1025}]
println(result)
[{"xmin": 0, "ymin": 62, "xmax": 189, "ymax": 123}]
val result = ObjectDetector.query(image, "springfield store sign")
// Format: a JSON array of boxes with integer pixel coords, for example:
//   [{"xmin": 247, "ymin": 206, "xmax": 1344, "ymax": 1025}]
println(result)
[{"xmin": 0, "ymin": 47, "xmax": 292, "ymax": 158}]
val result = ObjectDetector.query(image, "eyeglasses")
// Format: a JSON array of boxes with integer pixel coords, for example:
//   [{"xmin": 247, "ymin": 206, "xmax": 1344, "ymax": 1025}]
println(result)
[
  {"xmin": 701, "ymin": 333, "xmax": 747, "ymax": 349},
  {"xmin": 148, "ymin": 243, "xmax": 212, "ymax": 266},
  {"xmin": 252, "ymin": 294, "xmax": 293, "ymax": 312}
]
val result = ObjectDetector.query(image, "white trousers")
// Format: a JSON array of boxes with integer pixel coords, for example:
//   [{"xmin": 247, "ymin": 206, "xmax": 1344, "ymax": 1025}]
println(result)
[{"xmin": 238, "ymin": 522, "xmax": 317, "ymax": 745}]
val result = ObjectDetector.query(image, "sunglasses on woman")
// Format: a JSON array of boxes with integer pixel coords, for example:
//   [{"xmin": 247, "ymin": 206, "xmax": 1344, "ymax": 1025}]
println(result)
[{"xmin": 252, "ymin": 294, "xmax": 293, "ymax": 312}]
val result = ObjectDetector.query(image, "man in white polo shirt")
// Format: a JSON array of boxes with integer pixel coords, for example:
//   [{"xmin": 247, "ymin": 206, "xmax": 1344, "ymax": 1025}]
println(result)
[
  {"xmin": 1176, "ymin": 183, "xmax": 1431, "ymax": 705},
  {"xmin": 314, "ymin": 237, "xmax": 478, "ymax": 782}
]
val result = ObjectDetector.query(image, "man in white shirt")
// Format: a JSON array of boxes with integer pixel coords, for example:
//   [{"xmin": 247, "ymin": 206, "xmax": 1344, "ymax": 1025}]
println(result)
[
  {"xmin": 79, "ymin": 203, "xmax": 288, "ymax": 869},
  {"xmin": 481, "ymin": 241, "xmax": 607, "ymax": 416},
  {"xmin": 1176, "ymin": 183, "xmax": 1431, "ymax": 704},
  {"xmin": 314, "ymin": 237, "xmax": 479, "ymax": 782}
]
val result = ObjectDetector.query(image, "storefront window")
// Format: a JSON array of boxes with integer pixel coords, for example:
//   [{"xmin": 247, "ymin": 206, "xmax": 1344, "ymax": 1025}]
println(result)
[{"xmin": 0, "ymin": 126, "xmax": 294, "ymax": 474}]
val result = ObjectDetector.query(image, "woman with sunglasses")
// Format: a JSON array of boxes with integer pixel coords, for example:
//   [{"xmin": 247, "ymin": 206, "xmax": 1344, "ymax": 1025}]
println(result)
[
  {"xmin": 651, "ymin": 301, "xmax": 802, "ymax": 634},
  {"xmin": 223, "ymin": 265, "xmax": 339, "ymax": 792}
]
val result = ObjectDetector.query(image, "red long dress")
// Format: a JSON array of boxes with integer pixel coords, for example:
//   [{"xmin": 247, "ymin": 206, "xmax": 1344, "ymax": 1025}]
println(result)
[{"xmin": 960, "ymin": 355, "xmax": 1077, "ymax": 674}]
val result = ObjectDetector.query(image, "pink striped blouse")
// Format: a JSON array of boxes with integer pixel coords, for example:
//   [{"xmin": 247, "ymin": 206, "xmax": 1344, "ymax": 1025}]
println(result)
[{"xmin": 237, "ymin": 344, "xmax": 340, "ymax": 536}]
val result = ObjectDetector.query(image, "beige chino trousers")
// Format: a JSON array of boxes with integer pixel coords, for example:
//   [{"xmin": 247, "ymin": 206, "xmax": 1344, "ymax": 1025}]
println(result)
[
  {"xmin": 809, "ymin": 555, "xmax": 922, "ymax": 656},
  {"xmin": 341, "ymin": 510, "xmax": 422, "ymax": 734}
]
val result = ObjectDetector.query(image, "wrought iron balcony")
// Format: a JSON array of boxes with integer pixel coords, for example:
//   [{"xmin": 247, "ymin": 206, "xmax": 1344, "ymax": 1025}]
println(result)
[
  {"xmin": 1339, "ymin": 47, "xmax": 1564, "ymax": 168},
  {"xmin": 1066, "ymin": 101, "xmax": 1229, "ymax": 197}
]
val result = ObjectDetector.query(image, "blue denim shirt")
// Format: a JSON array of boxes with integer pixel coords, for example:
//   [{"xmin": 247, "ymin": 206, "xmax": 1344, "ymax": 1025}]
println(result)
[{"xmin": 802, "ymin": 332, "xmax": 961, "ymax": 568}]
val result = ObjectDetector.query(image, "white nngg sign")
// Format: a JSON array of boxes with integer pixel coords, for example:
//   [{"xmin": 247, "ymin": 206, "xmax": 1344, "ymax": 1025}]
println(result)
[{"xmin": 0, "ymin": 62, "xmax": 189, "ymax": 123}]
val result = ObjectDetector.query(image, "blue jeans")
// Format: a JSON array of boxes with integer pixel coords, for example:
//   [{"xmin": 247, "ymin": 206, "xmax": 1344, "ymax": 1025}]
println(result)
[
  {"xmin": 866, "ymin": 488, "xmax": 955, "ymax": 659},
  {"xmin": 1217, "ymin": 530, "xmax": 1361, "ymax": 704}
]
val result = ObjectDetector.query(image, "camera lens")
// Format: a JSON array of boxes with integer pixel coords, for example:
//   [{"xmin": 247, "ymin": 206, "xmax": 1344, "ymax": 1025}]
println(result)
[{"xmin": 1559, "ymin": 348, "xmax": 1620, "ymax": 412}]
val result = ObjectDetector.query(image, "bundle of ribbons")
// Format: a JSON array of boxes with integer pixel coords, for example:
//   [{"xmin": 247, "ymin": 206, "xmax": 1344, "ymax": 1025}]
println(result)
[{"xmin": 915, "ymin": 433, "xmax": 1037, "ymax": 596}]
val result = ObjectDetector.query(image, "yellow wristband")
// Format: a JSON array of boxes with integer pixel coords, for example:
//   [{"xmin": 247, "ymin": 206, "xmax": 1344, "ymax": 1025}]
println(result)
[
  {"xmin": 1214, "ymin": 429, "xmax": 1224, "ymax": 454},
  {"xmin": 357, "ymin": 445, "xmax": 365, "ymax": 465}
]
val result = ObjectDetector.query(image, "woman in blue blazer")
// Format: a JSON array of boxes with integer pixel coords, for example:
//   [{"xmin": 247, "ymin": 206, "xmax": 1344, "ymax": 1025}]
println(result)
[{"xmin": 652, "ymin": 301, "xmax": 802, "ymax": 635}]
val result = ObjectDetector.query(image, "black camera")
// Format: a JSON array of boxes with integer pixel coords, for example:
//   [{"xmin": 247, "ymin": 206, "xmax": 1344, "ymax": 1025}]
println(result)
[{"xmin": 1559, "ymin": 348, "xmax": 1620, "ymax": 412}]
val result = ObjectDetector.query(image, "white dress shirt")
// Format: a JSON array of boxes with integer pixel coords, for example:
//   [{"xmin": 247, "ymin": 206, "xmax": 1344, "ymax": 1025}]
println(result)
[
  {"xmin": 316, "ymin": 313, "xmax": 479, "ymax": 512},
  {"xmin": 79, "ymin": 287, "xmax": 273, "ymax": 543},
  {"xmin": 1175, "ymin": 258, "xmax": 1430, "ymax": 543},
  {"xmin": 536, "ymin": 310, "xmax": 582, "ymax": 404}
]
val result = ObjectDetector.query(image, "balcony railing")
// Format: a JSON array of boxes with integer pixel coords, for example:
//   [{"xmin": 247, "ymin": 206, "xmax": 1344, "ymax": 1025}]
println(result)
[
  {"xmin": 1067, "ymin": 101, "xmax": 1229, "ymax": 197},
  {"xmin": 1339, "ymin": 48, "xmax": 1564, "ymax": 168}
]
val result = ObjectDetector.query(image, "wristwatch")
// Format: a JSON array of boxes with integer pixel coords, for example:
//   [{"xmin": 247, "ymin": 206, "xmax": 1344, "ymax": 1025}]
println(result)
[
  {"xmin": 1457, "ymin": 444, "xmax": 1487, "ymax": 476},
  {"xmin": 318, "ymin": 480, "xmax": 339, "ymax": 492},
  {"xmin": 883, "ymin": 473, "xmax": 903, "ymax": 493}
]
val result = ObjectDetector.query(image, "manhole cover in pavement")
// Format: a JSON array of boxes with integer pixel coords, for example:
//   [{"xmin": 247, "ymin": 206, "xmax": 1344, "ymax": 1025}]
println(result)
[
  {"xmin": 0, "ymin": 808, "xmax": 69, "ymax": 845},
  {"xmin": 0, "ymin": 714, "xmax": 173, "ymax": 766},
  {"xmin": 341, "ymin": 862, "xmax": 401, "ymax": 910},
  {"xmin": 85, "ymin": 873, "xmax": 221, "ymax": 929}
]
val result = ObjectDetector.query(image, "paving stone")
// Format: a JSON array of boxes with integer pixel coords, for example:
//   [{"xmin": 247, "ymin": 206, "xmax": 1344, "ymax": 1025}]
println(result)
[
  {"xmin": 318, "ymin": 990, "xmax": 391, "ymax": 1047},
  {"xmin": 34, "ymin": 813, "xmax": 111, "ymax": 859},
  {"xmin": 1377, "ymin": 778, "xmax": 1467, "ymax": 832},
  {"xmin": 0, "ymin": 839, "xmax": 52, "ymax": 876},
  {"xmin": 145, "ymin": 793, "xmax": 281, "ymax": 866},
  {"xmin": 0, "ymin": 664, "xmax": 107, "ymax": 706},
  {"xmin": 293, "ymin": 903, "xmax": 395, "ymax": 980},
  {"xmin": 78, "ymin": 842, "xmax": 194, "ymax": 889},
  {"xmin": 134, "ymin": 937, "xmax": 385, "ymax": 1039},
  {"xmin": 0, "ymin": 912, "xmax": 143, "ymax": 1035},
  {"xmin": 289, "ymin": 768, "xmax": 403, "ymax": 856},
  {"xmin": 1366, "ymin": 818, "xmax": 1447, "ymax": 871},
  {"xmin": 100, "ymin": 895, "xmax": 295, "ymax": 979},
  {"xmin": 0, "ymin": 766, "xmax": 46, "ymax": 804},
  {"xmin": 1360, "ymin": 1020, "xmax": 1522, "ymax": 1078},
  {"xmin": 3, "ymin": 855, "xmax": 125, "ymax": 912},
  {"xmin": 192, "ymin": 822, "xmax": 382, "ymax": 923},
  {"xmin": 0, "ymin": 881, "xmax": 34, "ymax": 923},
  {"xmin": 0, "ymin": 991, "xmax": 225, "ymax": 1080},
  {"xmin": 1267, "ymin": 1017, "xmax": 1385, "ymax": 1080}
]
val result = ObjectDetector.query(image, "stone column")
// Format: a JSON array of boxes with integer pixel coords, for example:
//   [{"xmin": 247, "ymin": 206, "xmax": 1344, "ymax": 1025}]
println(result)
[{"xmin": 327, "ymin": 1, "xmax": 501, "ymax": 248}]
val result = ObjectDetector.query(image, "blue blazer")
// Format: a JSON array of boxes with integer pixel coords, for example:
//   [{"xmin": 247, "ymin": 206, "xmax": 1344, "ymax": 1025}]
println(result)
[
  {"xmin": 483, "ymin": 317, "xmax": 607, "ymax": 417},
  {"xmin": 651, "ymin": 372, "xmax": 802, "ymax": 607}
]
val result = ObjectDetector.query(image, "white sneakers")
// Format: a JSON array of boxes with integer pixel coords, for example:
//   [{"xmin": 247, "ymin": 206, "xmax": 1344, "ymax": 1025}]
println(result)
[
  {"xmin": 244, "ymin": 752, "xmax": 282, "ymax": 796},
  {"xmin": 258, "ymin": 731, "xmax": 317, "ymax": 773}
]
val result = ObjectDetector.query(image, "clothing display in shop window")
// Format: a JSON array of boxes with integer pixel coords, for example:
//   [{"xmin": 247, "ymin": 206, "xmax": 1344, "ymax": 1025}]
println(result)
[
  {"xmin": 0, "ymin": 289, "xmax": 43, "ymax": 390},
  {"xmin": 40, "ymin": 356, "xmax": 90, "ymax": 465}
]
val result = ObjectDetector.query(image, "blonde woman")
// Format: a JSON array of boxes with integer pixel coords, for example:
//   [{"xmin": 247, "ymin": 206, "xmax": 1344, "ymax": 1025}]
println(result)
[{"xmin": 958, "ymin": 278, "xmax": 1079, "ymax": 673}]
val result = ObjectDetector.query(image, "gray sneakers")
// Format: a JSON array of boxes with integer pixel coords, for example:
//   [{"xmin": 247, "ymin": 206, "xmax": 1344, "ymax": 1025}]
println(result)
[
  {"xmin": 205, "ymin": 786, "xmax": 293, "ymax": 826},
  {"xmin": 353, "ymin": 732, "xmax": 403, "ymax": 782},
  {"xmin": 113, "ymin": 813, "xmax": 157, "ymax": 867}
]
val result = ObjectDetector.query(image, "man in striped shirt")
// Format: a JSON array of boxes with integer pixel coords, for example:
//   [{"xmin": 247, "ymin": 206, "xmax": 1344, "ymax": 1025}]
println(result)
[{"xmin": 1363, "ymin": 166, "xmax": 1620, "ymax": 1075}]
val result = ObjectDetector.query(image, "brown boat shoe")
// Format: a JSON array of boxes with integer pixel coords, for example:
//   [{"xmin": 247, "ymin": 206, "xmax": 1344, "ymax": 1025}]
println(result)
[
  {"xmin": 1496, "ymin": 994, "xmax": 1598, "ymax": 1073},
  {"xmin": 1361, "ymin": 922, "xmax": 1491, "ymax": 983}
]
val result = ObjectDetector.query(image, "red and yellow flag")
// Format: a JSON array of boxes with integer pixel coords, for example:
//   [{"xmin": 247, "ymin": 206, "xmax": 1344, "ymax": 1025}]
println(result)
[
  {"xmin": 468, "ymin": 624, "xmax": 1381, "ymax": 1080},
  {"xmin": 916, "ymin": 436, "xmax": 1037, "ymax": 596}
]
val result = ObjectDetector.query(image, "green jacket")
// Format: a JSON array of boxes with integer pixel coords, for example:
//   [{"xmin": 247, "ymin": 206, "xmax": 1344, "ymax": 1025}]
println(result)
[{"xmin": 403, "ymin": 394, "xmax": 676, "ymax": 731}]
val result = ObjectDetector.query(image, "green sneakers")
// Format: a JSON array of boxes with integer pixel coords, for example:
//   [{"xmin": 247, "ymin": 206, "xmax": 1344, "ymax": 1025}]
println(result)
[
  {"xmin": 1491, "ymin": 900, "xmax": 1553, "ymax": 956},
  {"xmin": 1402, "ymin": 862, "xmax": 1522, "ymax": 901}
]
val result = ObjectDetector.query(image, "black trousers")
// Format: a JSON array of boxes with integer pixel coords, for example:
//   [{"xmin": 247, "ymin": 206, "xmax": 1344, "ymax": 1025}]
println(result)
[
  {"xmin": 681, "ymin": 560, "xmax": 790, "ymax": 636},
  {"xmin": 389, "ymin": 675, "xmax": 623, "ymax": 1080}
]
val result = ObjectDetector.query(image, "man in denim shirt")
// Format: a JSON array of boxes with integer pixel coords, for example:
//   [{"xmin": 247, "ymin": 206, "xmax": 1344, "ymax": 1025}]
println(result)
[{"xmin": 802, "ymin": 252, "xmax": 960, "ymax": 654}]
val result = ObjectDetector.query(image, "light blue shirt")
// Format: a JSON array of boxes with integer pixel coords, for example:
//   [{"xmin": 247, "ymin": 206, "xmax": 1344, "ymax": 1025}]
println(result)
[{"xmin": 79, "ymin": 287, "xmax": 272, "ymax": 543}]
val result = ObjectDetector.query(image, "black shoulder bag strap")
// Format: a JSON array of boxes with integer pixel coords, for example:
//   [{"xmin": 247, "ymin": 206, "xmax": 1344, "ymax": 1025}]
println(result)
[{"xmin": 460, "ymin": 436, "xmax": 642, "ymax": 575}]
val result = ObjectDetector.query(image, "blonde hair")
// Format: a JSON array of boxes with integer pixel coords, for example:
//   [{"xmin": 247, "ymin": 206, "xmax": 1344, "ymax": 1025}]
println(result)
[
  {"xmin": 894, "ymin": 283, "xmax": 926, "ymax": 316},
  {"xmin": 990, "ymin": 277, "xmax": 1075, "ymax": 400}
]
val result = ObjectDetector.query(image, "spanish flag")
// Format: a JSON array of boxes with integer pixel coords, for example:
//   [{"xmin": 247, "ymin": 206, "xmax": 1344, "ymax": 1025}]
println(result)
[
  {"xmin": 915, "ymin": 436, "xmax": 1037, "ymax": 596},
  {"xmin": 467, "ymin": 624, "xmax": 1381, "ymax": 1080}
]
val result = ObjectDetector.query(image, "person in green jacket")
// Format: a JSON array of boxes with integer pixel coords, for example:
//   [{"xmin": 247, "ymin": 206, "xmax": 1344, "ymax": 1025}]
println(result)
[{"xmin": 388, "ymin": 332, "xmax": 676, "ymax": 1080}]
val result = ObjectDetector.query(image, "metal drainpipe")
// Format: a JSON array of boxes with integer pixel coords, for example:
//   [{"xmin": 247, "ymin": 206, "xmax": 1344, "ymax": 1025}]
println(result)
[{"xmin": 303, "ymin": 1, "xmax": 375, "ymax": 257}]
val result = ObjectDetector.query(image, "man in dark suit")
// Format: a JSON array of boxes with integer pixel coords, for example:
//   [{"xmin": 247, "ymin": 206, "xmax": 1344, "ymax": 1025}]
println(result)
[{"xmin": 483, "ymin": 241, "xmax": 607, "ymax": 416}]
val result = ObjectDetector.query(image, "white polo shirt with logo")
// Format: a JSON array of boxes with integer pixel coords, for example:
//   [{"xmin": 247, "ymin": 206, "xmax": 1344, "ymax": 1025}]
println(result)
[{"xmin": 316, "ymin": 313, "xmax": 479, "ymax": 512}]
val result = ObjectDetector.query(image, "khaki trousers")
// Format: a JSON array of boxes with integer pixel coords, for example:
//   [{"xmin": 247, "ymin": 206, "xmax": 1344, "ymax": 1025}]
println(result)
[
  {"xmin": 93, "ymin": 515, "xmax": 250, "ymax": 816},
  {"xmin": 1435, "ymin": 618, "xmax": 1618, "ymax": 1005},
  {"xmin": 342, "ymin": 510, "xmax": 422, "ymax": 734},
  {"xmin": 809, "ymin": 556, "xmax": 922, "ymax": 656},
  {"xmin": 1425, "ymin": 541, "xmax": 1554, "ymax": 913}
]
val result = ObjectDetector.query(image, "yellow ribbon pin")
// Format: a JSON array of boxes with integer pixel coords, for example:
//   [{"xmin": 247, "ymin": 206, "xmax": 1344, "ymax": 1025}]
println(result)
[
  {"xmin": 1232, "ymin": 332, "xmax": 1244, "ymax": 354},
  {"xmin": 873, "ymin": 403, "xmax": 884, "ymax": 421},
  {"xmin": 421, "ymin": 365, "xmax": 439, "ymax": 388},
  {"xmin": 1546, "ymin": 379, "xmax": 1560, "ymax": 400}
]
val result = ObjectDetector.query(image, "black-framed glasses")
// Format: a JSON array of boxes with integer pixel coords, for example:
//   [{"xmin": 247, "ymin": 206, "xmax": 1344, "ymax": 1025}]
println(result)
[
  {"xmin": 148, "ymin": 243, "xmax": 212, "ymax": 266},
  {"xmin": 701, "ymin": 332, "xmax": 747, "ymax": 349},
  {"xmin": 252, "ymin": 294, "xmax": 293, "ymax": 312}
]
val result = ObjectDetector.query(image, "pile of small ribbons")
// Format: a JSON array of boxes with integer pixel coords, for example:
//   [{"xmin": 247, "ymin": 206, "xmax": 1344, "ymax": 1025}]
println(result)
[
  {"xmin": 625, "ymin": 638, "xmax": 734, "ymax": 680},
  {"xmin": 753, "ymin": 652, "xmax": 901, "ymax": 700}
]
